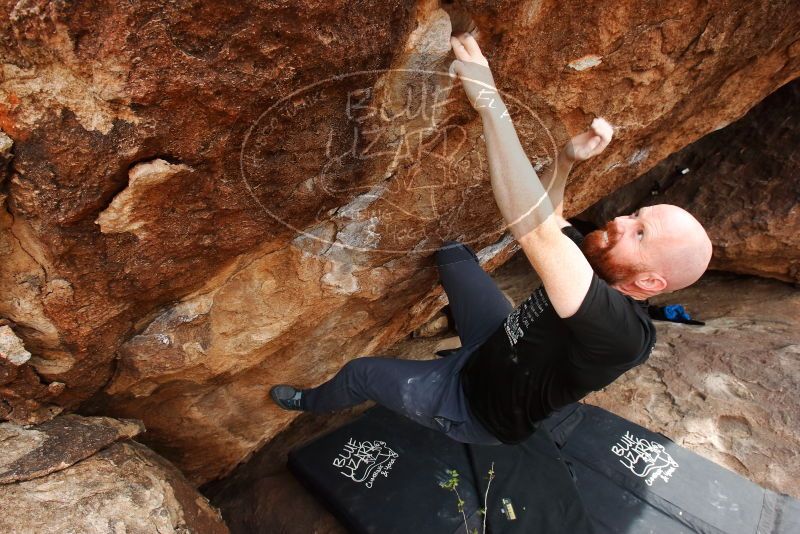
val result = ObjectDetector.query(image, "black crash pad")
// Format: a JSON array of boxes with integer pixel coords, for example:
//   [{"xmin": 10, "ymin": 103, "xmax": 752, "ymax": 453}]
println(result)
[
  {"xmin": 288, "ymin": 404, "xmax": 800, "ymax": 534},
  {"xmin": 288, "ymin": 405, "xmax": 592, "ymax": 533},
  {"xmin": 543, "ymin": 404, "xmax": 800, "ymax": 534}
]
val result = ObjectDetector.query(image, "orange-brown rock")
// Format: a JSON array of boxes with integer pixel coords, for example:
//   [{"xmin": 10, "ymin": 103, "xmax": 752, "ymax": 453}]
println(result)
[
  {"xmin": 0, "ymin": 414, "xmax": 228, "ymax": 533},
  {"xmin": 581, "ymin": 78, "xmax": 800, "ymax": 283},
  {"xmin": 0, "ymin": 322, "xmax": 64, "ymax": 423},
  {"xmin": 1, "ymin": 1, "xmax": 799, "ymax": 483}
]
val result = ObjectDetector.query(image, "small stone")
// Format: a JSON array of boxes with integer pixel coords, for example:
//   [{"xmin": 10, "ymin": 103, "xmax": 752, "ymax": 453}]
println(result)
[
  {"xmin": 0, "ymin": 131, "xmax": 12, "ymax": 156},
  {"xmin": 0, "ymin": 325, "xmax": 31, "ymax": 366},
  {"xmin": 95, "ymin": 159, "xmax": 193, "ymax": 238},
  {"xmin": 568, "ymin": 54, "xmax": 603, "ymax": 71},
  {"xmin": 434, "ymin": 335, "xmax": 462, "ymax": 353},
  {"xmin": 46, "ymin": 382, "xmax": 66, "ymax": 395}
]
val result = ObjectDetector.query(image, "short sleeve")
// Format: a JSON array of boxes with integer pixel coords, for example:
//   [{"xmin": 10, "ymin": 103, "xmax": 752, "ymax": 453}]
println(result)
[
  {"xmin": 563, "ymin": 273, "xmax": 655, "ymax": 366},
  {"xmin": 560, "ymin": 225, "xmax": 584, "ymax": 247}
]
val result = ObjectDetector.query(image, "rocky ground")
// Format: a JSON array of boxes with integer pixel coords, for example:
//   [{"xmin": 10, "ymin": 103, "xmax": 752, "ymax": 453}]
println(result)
[{"xmin": 0, "ymin": 415, "xmax": 228, "ymax": 534}]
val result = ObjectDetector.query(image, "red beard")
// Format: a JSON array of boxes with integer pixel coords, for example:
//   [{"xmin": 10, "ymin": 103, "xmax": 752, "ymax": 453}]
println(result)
[{"xmin": 581, "ymin": 222, "xmax": 642, "ymax": 284}]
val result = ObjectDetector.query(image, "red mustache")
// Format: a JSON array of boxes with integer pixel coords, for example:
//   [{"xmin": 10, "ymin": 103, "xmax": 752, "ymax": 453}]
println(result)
[
  {"xmin": 580, "ymin": 221, "xmax": 631, "ymax": 284},
  {"xmin": 585, "ymin": 221, "xmax": 623, "ymax": 251}
]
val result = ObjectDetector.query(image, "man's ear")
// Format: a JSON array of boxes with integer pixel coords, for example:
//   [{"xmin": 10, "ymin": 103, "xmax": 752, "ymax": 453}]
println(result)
[{"xmin": 633, "ymin": 272, "xmax": 667, "ymax": 293}]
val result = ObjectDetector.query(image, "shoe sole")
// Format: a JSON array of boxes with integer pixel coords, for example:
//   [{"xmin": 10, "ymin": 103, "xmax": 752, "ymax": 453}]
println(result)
[{"xmin": 270, "ymin": 385, "xmax": 299, "ymax": 410}]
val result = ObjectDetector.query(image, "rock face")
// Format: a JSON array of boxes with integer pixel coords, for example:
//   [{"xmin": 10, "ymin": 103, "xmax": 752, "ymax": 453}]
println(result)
[
  {"xmin": 1, "ymin": 1, "xmax": 799, "ymax": 483},
  {"xmin": 582, "ymin": 78, "xmax": 800, "ymax": 283},
  {"xmin": 0, "ymin": 414, "xmax": 228, "ymax": 533},
  {"xmin": 0, "ymin": 414, "xmax": 141, "ymax": 483},
  {"xmin": 0, "ymin": 321, "xmax": 65, "ymax": 424}
]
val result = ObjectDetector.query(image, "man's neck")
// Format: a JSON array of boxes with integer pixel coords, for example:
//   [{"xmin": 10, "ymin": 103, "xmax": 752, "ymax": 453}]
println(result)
[{"xmin": 613, "ymin": 285, "xmax": 651, "ymax": 301}]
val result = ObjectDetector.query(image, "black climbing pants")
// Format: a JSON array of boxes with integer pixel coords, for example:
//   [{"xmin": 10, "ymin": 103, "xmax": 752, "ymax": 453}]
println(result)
[{"xmin": 302, "ymin": 241, "xmax": 513, "ymax": 444}]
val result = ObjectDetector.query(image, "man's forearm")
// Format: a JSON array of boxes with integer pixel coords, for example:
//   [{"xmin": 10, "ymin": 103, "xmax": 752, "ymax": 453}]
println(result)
[
  {"xmin": 538, "ymin": 150, "xmax": 574, "ymax": 219},
  {"xmin": 479, "ymin": 99, "xmax": 558, "ymax": 238}
]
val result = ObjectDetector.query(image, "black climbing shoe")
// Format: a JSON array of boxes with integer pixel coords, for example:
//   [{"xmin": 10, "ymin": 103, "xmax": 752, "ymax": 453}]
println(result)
[{"xmin": 270, "ymin": 385, "xmax": 305, "ymax": 411}]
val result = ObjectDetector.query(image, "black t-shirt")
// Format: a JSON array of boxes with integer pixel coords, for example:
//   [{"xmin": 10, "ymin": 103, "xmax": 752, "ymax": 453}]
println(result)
[{"xmin": 461, "ymin": 226, "xmax": 656, "ymax": 444}]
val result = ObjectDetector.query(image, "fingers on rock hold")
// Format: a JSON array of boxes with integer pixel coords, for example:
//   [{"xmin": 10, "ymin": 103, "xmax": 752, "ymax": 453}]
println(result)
[
  {"xmin": 449, "ymin": 60, "xmax": 464, "ymax": 79},
  {"xmin": 451, "ymin": 36, "xmax": 471, "ymax": 61},
  {"xmin": 458, "ymin": 32, "xmax": 482, "ymax": 56}
]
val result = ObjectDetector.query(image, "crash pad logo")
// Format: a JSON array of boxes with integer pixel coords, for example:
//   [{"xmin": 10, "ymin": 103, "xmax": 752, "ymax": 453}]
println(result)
[
  {"xmin": 611, "ymin": 431, "xmax": 679, "ymax": 486},
  {"xmin": 332, "ymin": 437, "xmax": 399, "ymax": 489}
]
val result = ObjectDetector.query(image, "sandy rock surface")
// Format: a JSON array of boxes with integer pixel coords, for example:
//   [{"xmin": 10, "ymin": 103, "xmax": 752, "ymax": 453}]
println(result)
[{"xmin": 1, "ymin": 1, "xmax": 798, "ymax": 483}]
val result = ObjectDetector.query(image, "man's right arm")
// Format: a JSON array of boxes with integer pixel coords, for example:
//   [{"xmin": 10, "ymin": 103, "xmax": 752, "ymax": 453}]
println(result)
[{"xmin": 449, "ymin": 33, "xmax": 613, "ymax": 318}]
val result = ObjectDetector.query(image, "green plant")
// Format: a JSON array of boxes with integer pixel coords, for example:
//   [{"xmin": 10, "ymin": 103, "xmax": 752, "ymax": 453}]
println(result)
[{"xmin": 439, "ymin": 462, "xmax": 495, "ymax": 534}]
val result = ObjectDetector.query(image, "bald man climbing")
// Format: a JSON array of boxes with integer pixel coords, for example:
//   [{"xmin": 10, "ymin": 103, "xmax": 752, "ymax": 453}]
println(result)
[{"xmin": 270, "ymin": 33, "xmax": 712, "ymax": 446}]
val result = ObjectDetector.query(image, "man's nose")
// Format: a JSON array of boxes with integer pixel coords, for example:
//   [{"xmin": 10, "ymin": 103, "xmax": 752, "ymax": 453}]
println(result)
[{"xmin": 611, "ymin": 217, "xmax": 630, "ymax": 235}]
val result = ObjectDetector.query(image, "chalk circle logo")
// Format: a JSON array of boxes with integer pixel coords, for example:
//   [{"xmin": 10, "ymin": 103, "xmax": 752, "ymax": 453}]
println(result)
[
  {"xmin": 240, "ymin": 68, "xmax": 561, "ymax": 256},
  {"xmin": 332, "ymin": 437, "xmax": 399, "ymax": 489},
  {"xmin": 611, "ymin": 430, "xmax": 679, "ymax": 486}
]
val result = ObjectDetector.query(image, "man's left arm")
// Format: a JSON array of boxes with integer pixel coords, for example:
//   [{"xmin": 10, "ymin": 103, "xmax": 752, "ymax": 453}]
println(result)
[
  {"xmin": 450, "ymin": 33, "xmax": 612, "ymax": 318},
  {"xmin": 543, "ymin": 120, "xmax": 615, "ymax": 228}
]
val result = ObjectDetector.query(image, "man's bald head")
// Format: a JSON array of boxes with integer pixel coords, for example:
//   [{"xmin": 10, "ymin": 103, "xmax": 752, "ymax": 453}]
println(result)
[
  {"xmin": 581, "ymin": 204, "xmax": 713, "ymax": 298},
  {"xmin": 644, "ymin": 205, "xmax": 713, "ymax": 291}
]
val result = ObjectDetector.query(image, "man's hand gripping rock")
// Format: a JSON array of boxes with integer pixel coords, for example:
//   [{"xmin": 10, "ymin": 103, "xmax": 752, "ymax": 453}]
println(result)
[{"xmin": 449, "ymin": 33, "xmax": 503, "ymax": 115}]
